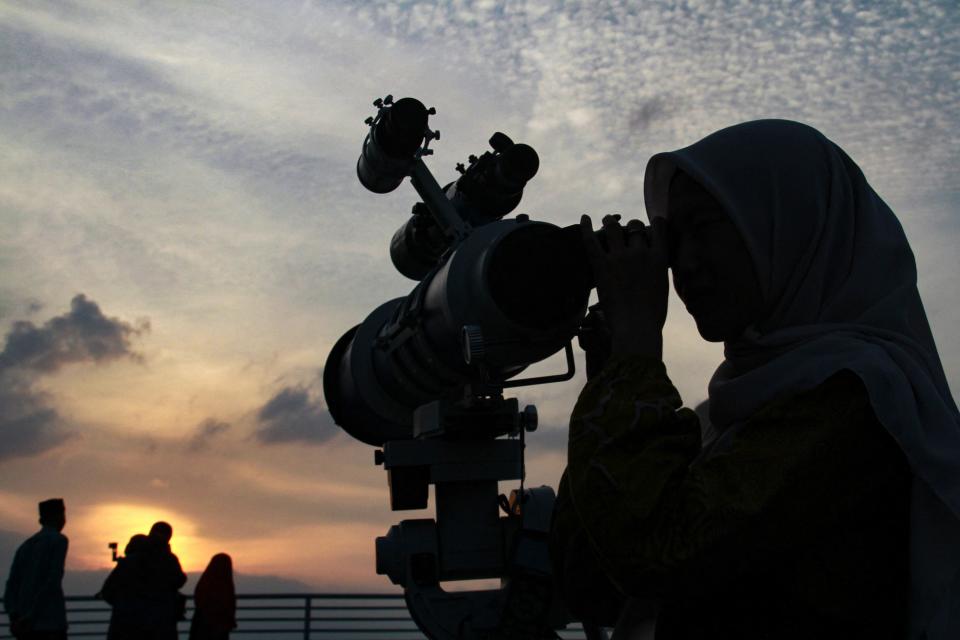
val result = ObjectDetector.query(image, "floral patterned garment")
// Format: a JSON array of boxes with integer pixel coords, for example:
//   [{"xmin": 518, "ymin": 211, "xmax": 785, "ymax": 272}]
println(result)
[{"xmin": 551, "ymin": 356, "xmax": 911, "ymax": 639}]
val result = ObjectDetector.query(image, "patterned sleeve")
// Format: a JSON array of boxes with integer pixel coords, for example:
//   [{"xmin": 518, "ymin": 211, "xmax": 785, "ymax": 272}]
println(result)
[{"xmin": 556, "ymin": 354, "xmax": 892, "ymax": 601}]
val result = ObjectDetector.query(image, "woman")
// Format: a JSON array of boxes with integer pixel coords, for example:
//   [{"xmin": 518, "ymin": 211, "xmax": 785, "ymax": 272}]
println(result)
[
  {"xmin": 552, "ymin": 120, "xmax": 960, "ymax": 639},
  {"xmin": 104, "ymin": 534, "xmax": 152, "ymax": 640},
  {"xmin": 190, "ymin": 553, "xmax": 237, "ymax": 640}
]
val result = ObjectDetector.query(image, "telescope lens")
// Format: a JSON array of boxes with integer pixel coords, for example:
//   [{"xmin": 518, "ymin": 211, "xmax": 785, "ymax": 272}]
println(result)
[
  {"xmin": 380, "ymin": 98, "xmax": 429, "ymax": 158},
  {"xmin": 357, "ymin": 97, "xmax": 430, "ymax": 194},
  {"xmin": 486, "ymin": 225, "xmax": 591, "ymax": 330}
]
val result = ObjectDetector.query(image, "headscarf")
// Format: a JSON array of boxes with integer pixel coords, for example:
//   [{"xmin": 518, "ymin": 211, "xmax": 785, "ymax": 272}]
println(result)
[
  {"xmin": 194, "ymin": 553, "xmax": 236, "ymax": 631},
  {"xmin": 124, "ymin": 534, "xmax": 150, "ymax": 557},
  {"xmin": 644, "ymin": 119, "xmax": 960, "ymax": 638}
]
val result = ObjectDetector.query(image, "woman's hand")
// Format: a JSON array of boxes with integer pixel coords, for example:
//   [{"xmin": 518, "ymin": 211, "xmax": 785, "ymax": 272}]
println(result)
[{"xmin": 581, "ymin": 213, "xmax": 669, "ymax": 360}]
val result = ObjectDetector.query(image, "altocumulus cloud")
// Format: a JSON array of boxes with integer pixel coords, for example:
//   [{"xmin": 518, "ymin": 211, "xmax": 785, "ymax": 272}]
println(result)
[
  {"xmin": 254, "ymin": 386, "xmax": 338, "ymax": 445},
  {"xmin": 0, "ymin": 294, "xmax": 146, "ymax": 461}
]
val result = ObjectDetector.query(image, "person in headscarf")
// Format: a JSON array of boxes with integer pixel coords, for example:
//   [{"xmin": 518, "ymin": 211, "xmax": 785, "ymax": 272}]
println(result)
[
  {"xmin": 104, "ymin": 534, "xmax": 152, "ymax": 640},
  {"xmin": 103, "ymin": 522, "xmax": 186, "ymax": 640},
  {"xmin": 550, "ymin": 120, "xmax": 959, "ymax": 639},
  {"xmin": 3, "ymin": 499, "xmax": 68, "ymax": 640},
  {"xmin": 189, "ymin": 554, "xmax": 236, "ymax": 640}
]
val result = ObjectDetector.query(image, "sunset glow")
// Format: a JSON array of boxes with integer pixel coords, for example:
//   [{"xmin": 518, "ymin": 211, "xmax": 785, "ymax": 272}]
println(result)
[
  {"xmin": 1, "ymin": 1, "xmax": 957, "ymax": 594},
  {"xmin": 72, "ymin": 503, "xmax": 208, "ymax": 572}
]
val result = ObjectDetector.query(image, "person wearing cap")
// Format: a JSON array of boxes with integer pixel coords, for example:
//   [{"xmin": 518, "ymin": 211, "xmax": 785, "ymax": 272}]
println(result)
[{"xmin": 3, "ymin": 499, "xmax": 69, "ymax": 640}]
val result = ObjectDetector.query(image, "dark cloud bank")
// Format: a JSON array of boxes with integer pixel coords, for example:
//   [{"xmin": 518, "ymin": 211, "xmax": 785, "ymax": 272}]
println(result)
[
  {"xmin": 254, "ymin": 386, "xmax": 338, "ymax": 445},
  {"xmin": 0, "ymin": 294, "xmax": 146, "ymax": 462}
]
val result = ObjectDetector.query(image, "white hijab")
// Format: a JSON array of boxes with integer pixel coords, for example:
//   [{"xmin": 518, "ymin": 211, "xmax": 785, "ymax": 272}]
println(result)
[{"xmin": 644, "ymin": 120, "xmax": 960, "ymax": 638}]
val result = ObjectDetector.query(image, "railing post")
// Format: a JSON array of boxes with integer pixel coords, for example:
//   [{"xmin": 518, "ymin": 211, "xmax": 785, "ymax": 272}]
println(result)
[{"xmin": 303, "ymin": 594, "xmax": 312, "ymax": 640}]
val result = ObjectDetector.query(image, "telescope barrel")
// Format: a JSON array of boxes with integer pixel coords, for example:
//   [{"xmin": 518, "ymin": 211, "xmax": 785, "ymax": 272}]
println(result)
[{"xmin": 324, "ymin": 219, "xmax": 591, "ymax": 446}]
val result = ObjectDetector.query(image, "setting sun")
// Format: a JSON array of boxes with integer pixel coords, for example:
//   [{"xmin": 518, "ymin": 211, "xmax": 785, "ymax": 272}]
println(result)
[{"xmin": 72, "ymin": 503, "xmax": 213, "ymax": 572}]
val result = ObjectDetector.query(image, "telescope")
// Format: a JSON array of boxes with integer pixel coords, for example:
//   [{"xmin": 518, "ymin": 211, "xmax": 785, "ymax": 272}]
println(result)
[{"xmin": 325, "ymin": 96, "xmax": 605, "ymax": 639}]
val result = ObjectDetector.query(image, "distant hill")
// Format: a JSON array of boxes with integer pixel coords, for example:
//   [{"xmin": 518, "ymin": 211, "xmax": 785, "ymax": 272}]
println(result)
[{"xmin": 63, "ymin": 569, "xmax": 313, "ymax": 597}]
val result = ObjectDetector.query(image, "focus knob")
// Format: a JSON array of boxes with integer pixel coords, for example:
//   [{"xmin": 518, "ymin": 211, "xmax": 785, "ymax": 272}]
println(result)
[
  {"xmin": 521, "ymin": 405, "xmax": 538, "ymax": 432},
  {"xmin": 462, "ymin": 325, "xmax": 485, "ymax": 365}
]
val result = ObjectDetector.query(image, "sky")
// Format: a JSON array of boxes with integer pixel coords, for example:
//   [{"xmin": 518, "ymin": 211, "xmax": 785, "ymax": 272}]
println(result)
[{"xmin": 0, "ymin": 0, "xmax": 958, "ymax": 593}]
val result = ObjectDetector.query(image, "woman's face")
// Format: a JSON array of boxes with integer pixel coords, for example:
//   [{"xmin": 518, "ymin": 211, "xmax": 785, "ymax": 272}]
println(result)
[{"xmin": 666, "ymin": 171, "xmax": 764, "ymax": 342}]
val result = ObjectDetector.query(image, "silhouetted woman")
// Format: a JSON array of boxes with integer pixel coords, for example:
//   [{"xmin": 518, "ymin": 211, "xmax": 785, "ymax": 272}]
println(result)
[
  {"xmin": 190, "ymin": 553, "xmax": 237, "ymax": 640},
  {"xmin": 104, "ymin": 534, "xmax": 152, "ymax": 640},
  {"xmin": 551, "ymin": 120, "xmax": 960, "ymax": 639}
]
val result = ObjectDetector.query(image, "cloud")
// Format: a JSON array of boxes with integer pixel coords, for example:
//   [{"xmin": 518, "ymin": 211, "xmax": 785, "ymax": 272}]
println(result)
[
  {"xmin": 0, "ymin": 294, "xmax": 146, "ymax": 373},
  {"xmin": 627, "ymin": 96, "xmax": 672, "ymax": 135},
  {"xmin": 0, "ymin": 7, "xmax": 361, "ymax": 213},
  {"xmin": 0, "ymin": 383, "xmax": 69, "ymax": 462},
  {"xmin": 186, "ymin": 418, "xmax": 232, "ymax": 452},
  {"xmin": 336, "ymin": 0, "xmax": 960, "ymax": 203},
  {"xmin": 0, "ymin": 295, "xmax": 146, "ymax": 461},
  {"xmin": 254, "ymin": 386, "xmax": 339, "ymax": 445}
]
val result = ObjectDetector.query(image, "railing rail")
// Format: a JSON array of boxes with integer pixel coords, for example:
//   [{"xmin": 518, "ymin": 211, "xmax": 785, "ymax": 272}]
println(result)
[{"xmin": 0, "ymin": 593, "xmax": 593, "ymax": 639}]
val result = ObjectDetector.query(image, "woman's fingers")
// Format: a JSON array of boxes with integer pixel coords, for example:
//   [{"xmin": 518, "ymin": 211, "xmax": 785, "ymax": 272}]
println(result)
[
  {"xmin": 625, "ymin": 219, "xmax": 646, "ymax": 247},
  {"xmin": 601, "ymin": 214, "xmax": 626, "ymax": 252},
  {"xmin": 585, "ymin": 213, "xmax": 656, "ymax": 257},
  {"xmin": 581, "ymin": 214, "xmax": 604, "ymax": 261},
  {"xmin": 581, "ymin": 213, "xmax": 670, "ymax": 351}
]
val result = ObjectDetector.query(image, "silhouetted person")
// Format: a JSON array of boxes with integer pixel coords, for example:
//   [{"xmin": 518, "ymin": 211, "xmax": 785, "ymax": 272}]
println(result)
[
  {"xmin": 144, "ymin": 521, "xmax": 187, "ymax": 640},
  {"xmin": 101, "ymin": 523, "xmax": 186, "ymax": 640},
  {"xmin": 103, "ymin": 534, "xmax": 152, "ymax": 640},
  {"xmin": 551, "ymin": 120, "xmax": 959, "ymax": 639},
  {"xmin": 189, "ymin": 554, "xmax": 236, "ymax": 640},
  {"xmin": 3, "ymin": 499, "xmax": 68, "ymax": 640}
]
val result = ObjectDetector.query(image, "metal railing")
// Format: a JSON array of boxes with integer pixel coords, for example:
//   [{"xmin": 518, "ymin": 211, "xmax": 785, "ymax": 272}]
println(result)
[{"xmin": 0, "ymin": 593, "xmax": 594, "ymax": 639}]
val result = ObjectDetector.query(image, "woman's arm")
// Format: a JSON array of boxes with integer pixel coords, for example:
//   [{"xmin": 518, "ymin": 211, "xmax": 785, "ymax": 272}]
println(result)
[{"xmin": 558, "ymin": 356, "xmax": 902, "ymax": 600}]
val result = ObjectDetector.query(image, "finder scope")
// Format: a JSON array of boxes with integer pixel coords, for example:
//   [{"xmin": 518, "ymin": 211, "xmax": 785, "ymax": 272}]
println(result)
[{"xmin": 390, "ymin": 132, "xmax": 541, "ymax": 280}]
